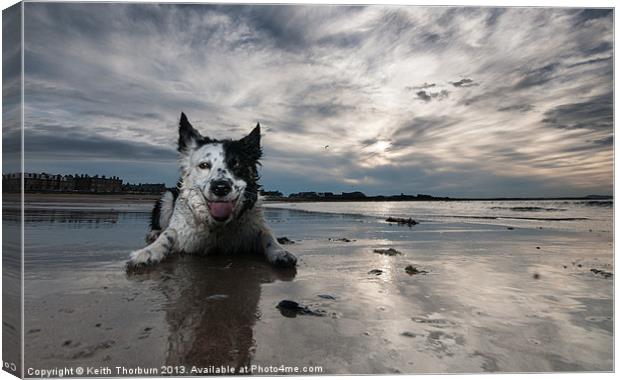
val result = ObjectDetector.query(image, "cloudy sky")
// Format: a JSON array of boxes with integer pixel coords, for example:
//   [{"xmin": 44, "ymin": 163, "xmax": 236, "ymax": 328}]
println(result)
[{"xmin": 18, "ymin": 3, "xmax": 613, "ymax": 197}]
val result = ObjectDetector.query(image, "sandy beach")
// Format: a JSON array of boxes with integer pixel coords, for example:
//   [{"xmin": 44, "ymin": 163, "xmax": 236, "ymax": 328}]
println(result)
[{"xmin": 12, "ymin": 195, "xmax": 613, "ymax": 375}]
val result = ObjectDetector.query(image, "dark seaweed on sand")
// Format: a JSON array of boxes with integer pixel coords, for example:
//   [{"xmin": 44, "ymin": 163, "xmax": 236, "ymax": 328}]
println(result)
[
  {"xmin": 329, "ymin": 237, "xmax": 354, "ymax": 242},
  {"xmin": 386, "ymin": 217, "xmax": 419, "ymax": 226},
  {"xmin": 591, "ymin": 269, "xmax": 613, "ymax": 279},
  {"xmin": 405, "ymin": 265, "xmax": 428, "ymax": 275},
  {"xmin": 374, "ymin": 248, "xmax": 402, "ymax": 256},
  {"xmin": 276, "ymin": 300, "xmax": 325, "ymax": 317},
  {"xmin": 277, "ymin": 237, "xmax": 295, "ymax": 245}
]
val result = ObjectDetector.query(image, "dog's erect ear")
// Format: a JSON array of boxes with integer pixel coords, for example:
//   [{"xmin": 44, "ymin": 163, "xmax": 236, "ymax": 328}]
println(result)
[
  {"xmin": 178, "ymin": 112, "xmax": 203, "ymax": 154},
  {"xmin": 239, "ymin": 123, "xmax": 262, "ymax": 161}
]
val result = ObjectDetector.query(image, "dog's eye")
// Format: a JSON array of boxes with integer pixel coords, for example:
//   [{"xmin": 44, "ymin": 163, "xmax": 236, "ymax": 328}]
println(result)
[
  {"xmin": 231, "ymin": 159, "xmax": 240, "ymax": 168},
  {"xmin": 198, "ymin": 162, "xmax": 211, "ymax": 170}
]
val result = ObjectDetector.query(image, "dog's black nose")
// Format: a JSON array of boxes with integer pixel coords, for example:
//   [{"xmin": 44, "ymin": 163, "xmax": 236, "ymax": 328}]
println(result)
[{"xmin": 210, "ymin": 180, "xmax": 232, "ymax": 197}]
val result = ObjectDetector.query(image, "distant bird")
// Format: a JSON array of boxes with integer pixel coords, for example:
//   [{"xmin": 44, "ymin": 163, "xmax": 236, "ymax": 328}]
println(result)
[{"xmin": 324, "ymin": 145, "xmax": 330, "ymax": 149}]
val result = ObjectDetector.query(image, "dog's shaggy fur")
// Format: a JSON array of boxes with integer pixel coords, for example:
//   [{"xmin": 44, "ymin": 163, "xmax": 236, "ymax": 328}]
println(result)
[{"xmin": 126, "ymin": 113, "xmax": 297, "ymax": 270}]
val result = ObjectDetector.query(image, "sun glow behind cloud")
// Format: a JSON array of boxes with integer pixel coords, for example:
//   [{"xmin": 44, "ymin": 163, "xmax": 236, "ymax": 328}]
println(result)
[{"xmin": 16, "ymin": 4, "xmax": 613, "ymax": 197}]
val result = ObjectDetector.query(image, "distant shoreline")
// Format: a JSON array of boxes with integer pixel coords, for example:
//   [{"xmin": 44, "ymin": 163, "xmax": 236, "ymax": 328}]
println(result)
[
  {"xmin": 265, "ymin": 196, "xmax": 613, "ymax": 202},
  {"xmin": 3, "ymin": 192, "xmax": 161, "ymax": 204},
  {"xmin": 1, "ymin": 192, "xmax": 612, "ymax": 205}
]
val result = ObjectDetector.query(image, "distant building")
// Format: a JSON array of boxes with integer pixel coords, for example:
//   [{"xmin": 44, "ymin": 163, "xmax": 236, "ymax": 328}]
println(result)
[
  {"xmin": 289, "ymin": 191, "xmax": 319, "ymax": 199},
  {"xmin": 260, "ymin": 190, "xmax": 283, "ymax": 197},
  {"xmin": 3, "ymin": 172, "xmax": 122, "ymax": 193},
  {"xmin": 341, "ymin": 191, "xmax": 366, "ymax": 199},
  {"xmin": 416, "ymin": 194, "xmax": 435, "ymax": 199},
  {"xmin": 74, "ymin": 174, "xmax": 122, "ymax": 193},
  {"xmin": 25, "ymin": 173, "xmax": 65, "ymax": 192},
  {"xmin": 3, "ymin": 173, "xmax": 118, "ymax": 193}
]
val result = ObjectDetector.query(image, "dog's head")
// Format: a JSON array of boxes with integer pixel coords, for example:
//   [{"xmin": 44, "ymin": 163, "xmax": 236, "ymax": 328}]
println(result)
[{"xmin": 177, "ymin": 112, "xmax": 262, "ymax": 224}]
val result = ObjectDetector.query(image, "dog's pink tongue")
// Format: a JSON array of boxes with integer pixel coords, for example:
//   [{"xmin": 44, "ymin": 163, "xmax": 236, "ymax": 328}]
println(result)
[{"xmin": 208, "ymin": 201, "xmax": 234, "ymax": 220}]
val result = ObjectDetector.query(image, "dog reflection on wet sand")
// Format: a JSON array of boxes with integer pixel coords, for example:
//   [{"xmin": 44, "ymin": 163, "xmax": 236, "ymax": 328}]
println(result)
[{"xmin": 128, "ymin": 254, "xmax": 295, "ymax": 370}]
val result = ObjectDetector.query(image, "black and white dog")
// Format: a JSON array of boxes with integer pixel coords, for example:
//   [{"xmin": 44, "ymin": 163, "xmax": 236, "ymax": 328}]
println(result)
[{"xmin": 126, "ymin": 113, "xmax": 297, "ymax": 270}]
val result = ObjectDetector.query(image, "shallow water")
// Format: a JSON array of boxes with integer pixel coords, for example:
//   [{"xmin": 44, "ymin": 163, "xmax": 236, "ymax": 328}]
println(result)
[
  {"xmin": 20, "ymin": 202, "xmax": 613, "ymax": 375},
  {"xmin": 266, "ymin": 199, "xmax": 613, "ymax": 232}
]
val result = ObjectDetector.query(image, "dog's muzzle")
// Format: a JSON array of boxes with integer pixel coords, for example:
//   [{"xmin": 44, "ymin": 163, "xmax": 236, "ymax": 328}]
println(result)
[
  {"xmin": 211, "ymin": 179, "xmax": 232, "ymax": 196},
  {"xmin": 206, "ymin": 180, "xmax": 236, "ymax": 221}
]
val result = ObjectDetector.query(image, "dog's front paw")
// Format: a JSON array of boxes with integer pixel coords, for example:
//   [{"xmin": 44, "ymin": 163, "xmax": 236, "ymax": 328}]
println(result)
[
  {"xmin": 126, "ymin": 248, "xmax": 161, "ymax": 272},
  {"xmin": 269, "ymin": 249, "xmax": 298, "ymax": 268}
]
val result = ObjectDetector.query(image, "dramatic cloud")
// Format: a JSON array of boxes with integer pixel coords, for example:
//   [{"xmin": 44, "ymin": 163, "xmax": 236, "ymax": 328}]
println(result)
[
  {"xmin": 513, "ymin": 64, "xmax": 558, "ymax": 90},
  {"xmin": 19, "ymin": 4, "xmax": 613, "ymax": 197},
  {"xmin": 541, "ymin": 93, "xmax": 613, "ymax": 131},
  {"xmin": 450, "ymin": 78, "xmax": 478, "ymax": 88},
  {"xmin": 416, "ymin": 90, "xmax": 449, "ymax": 102},
  {"xmin": 406, "ymin": 82, "xmax": 436, "ymax": 90},
  {"xmin": 497, "ymin": 104, "xmax": 534, "ymax": 113},
  {"xmin": 3, "ymin": 4, "xmax": 22, "ymax": 173}
]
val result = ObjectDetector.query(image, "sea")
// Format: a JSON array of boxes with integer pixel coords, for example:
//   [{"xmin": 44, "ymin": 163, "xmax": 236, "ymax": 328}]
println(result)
[{"xmin": 265, "ymin": 199, "xmax": 613, "ymax": 233}]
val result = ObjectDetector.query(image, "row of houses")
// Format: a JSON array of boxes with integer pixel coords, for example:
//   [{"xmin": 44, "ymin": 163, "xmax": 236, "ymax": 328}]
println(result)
[{"xmin": 2, "ymin": 173, "xmax": 166, "ymax": 194}]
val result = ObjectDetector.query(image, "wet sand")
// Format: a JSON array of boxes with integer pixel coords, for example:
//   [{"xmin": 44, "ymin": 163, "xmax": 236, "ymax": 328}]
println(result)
[{"xmin": 19, "ymin": 200, "xmax": 613, "ymax": 375}]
